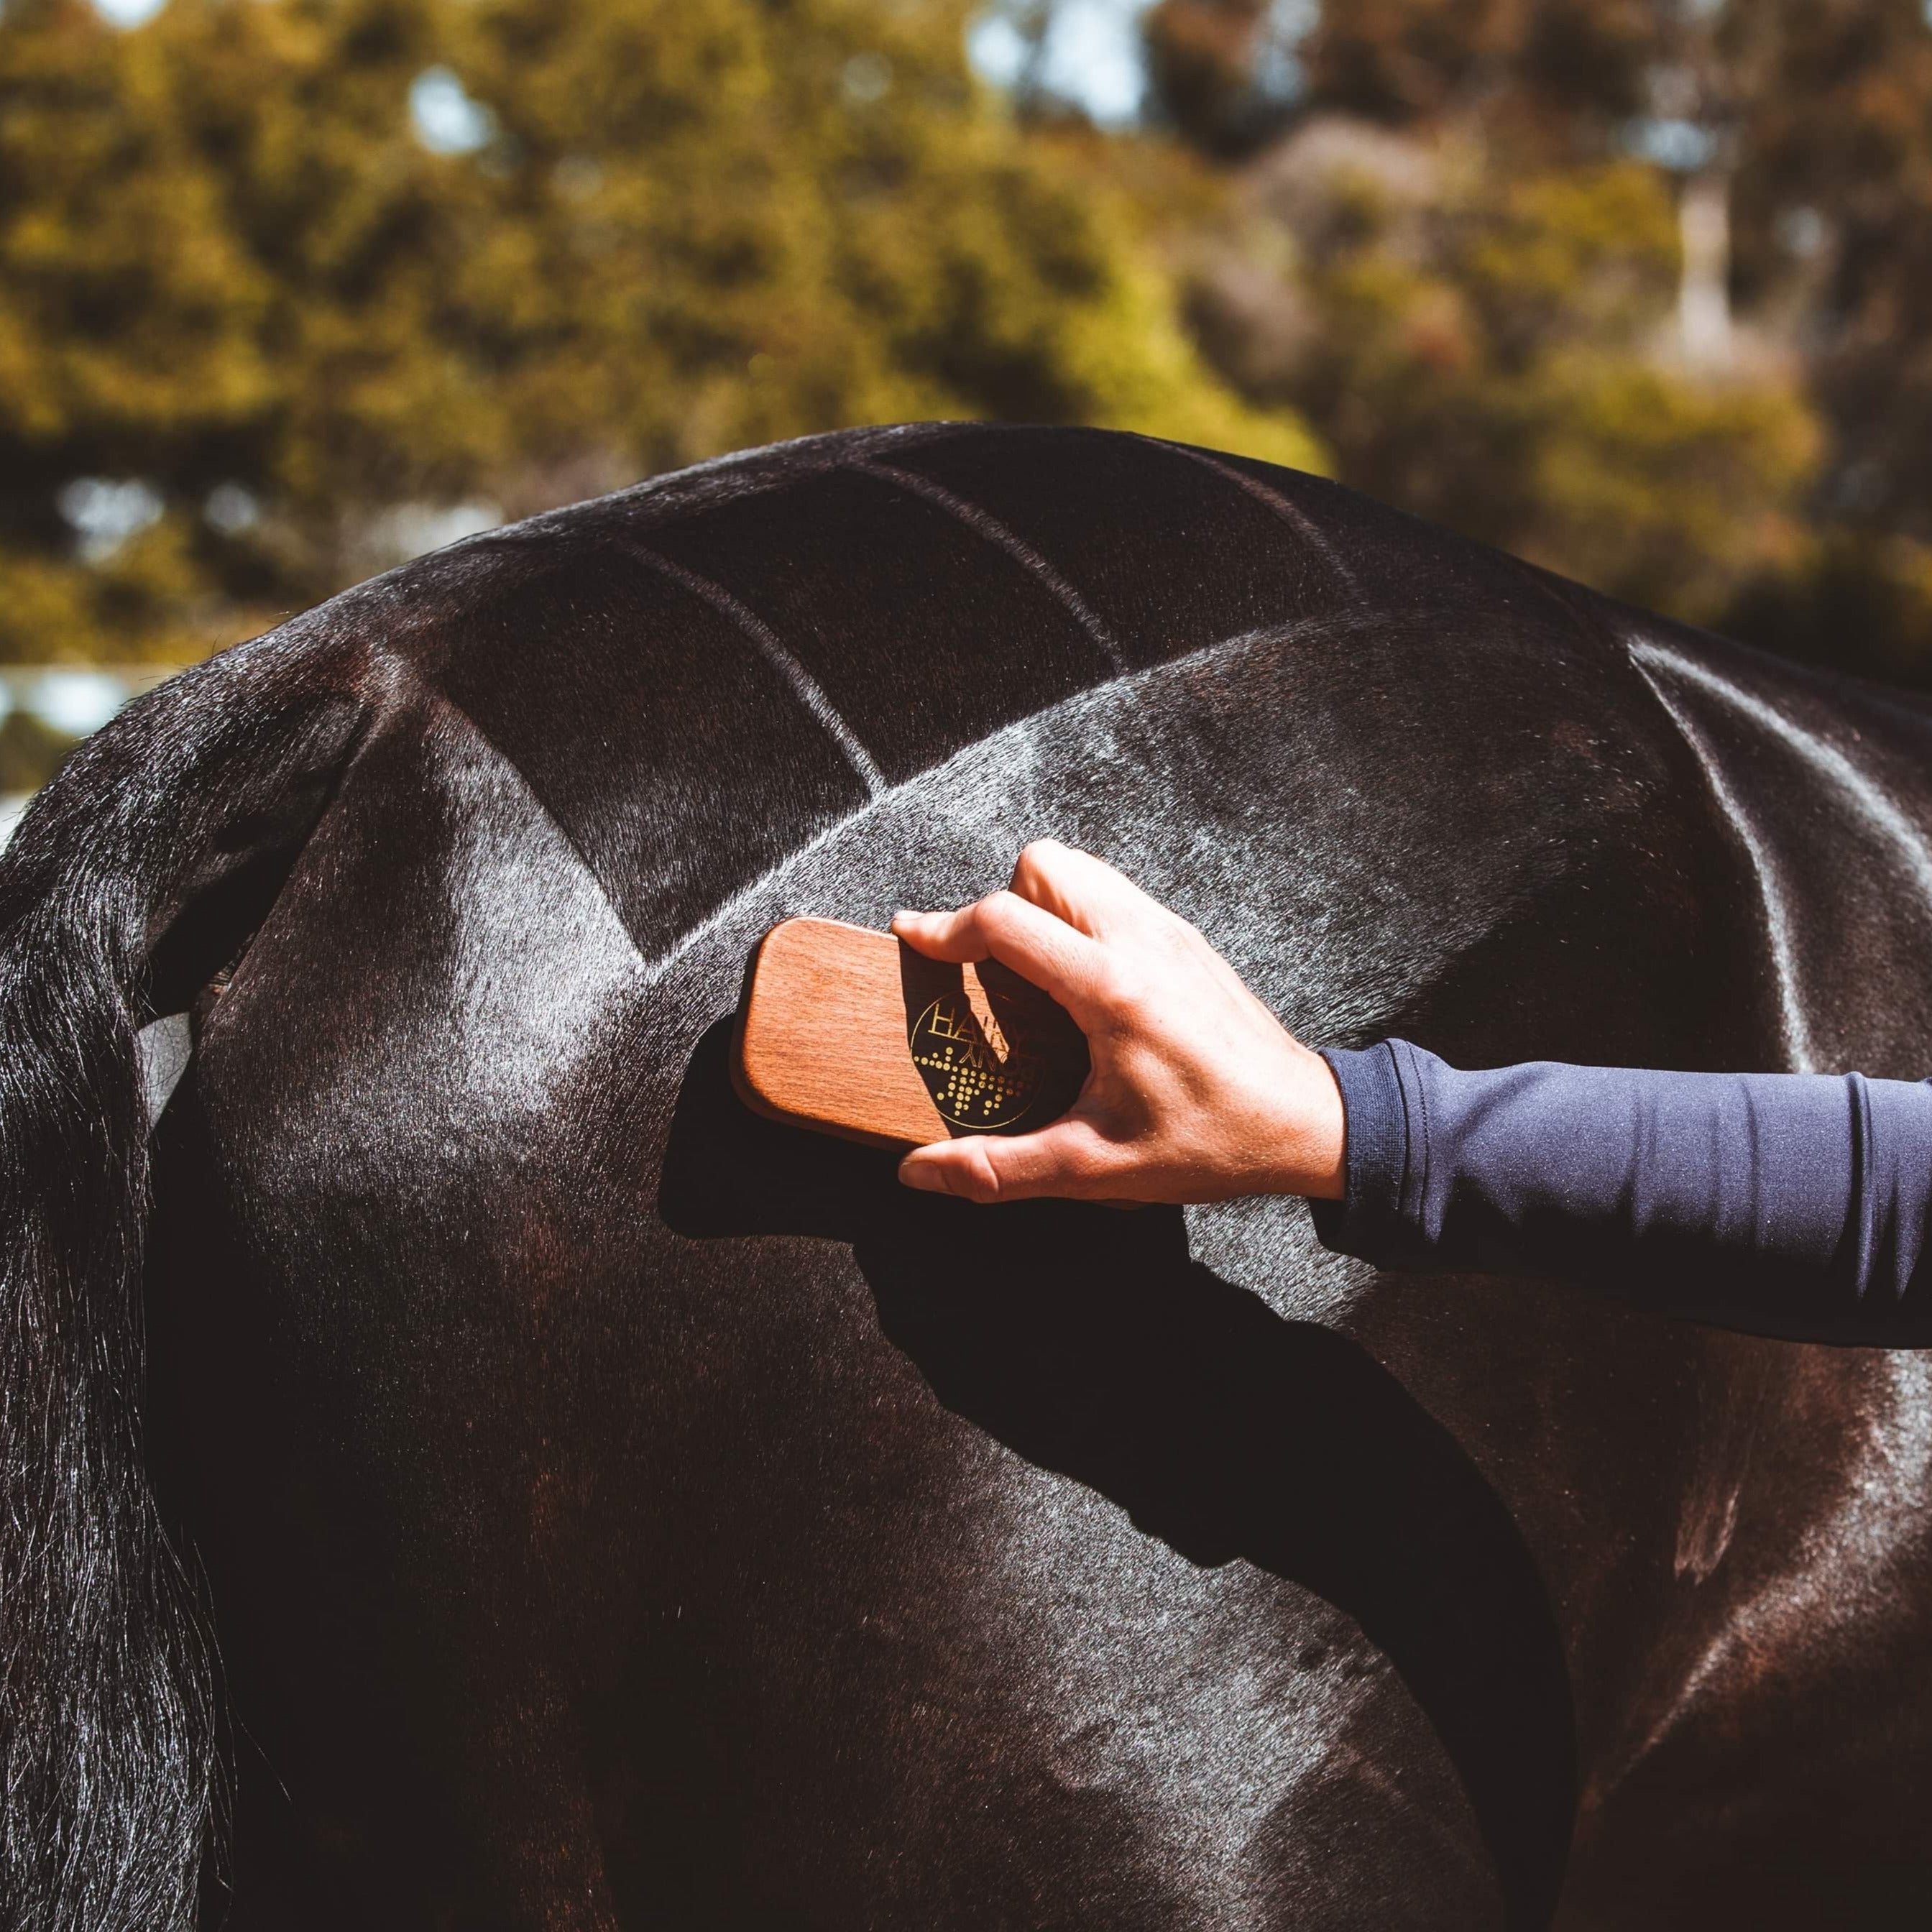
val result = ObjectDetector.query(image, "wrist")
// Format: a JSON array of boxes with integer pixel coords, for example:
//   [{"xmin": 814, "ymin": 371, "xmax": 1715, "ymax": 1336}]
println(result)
[{"xmin": 1267, "ymin": 1046, "xmax": 1346, "ymax": 1200}]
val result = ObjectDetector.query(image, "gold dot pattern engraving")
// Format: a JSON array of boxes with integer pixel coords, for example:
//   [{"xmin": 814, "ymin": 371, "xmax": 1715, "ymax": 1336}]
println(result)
[{"xmin": 908, "ymin": 993, "xmax": 1044, "ymax": 1130}]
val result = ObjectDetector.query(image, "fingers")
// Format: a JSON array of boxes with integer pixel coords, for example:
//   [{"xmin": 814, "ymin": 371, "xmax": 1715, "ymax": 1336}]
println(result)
[
  {"xmin": 891, "ymin": 890, "xmax": 1111, "ymax": 1025},
  {"xmin": 898, "ymin": 1117, "xmax": 1126, "ymax": 1204},
  {"xmin": 1010, "ymin": 842, "xmax": 1232, "ymax": 990},
  {"xmin": 1006, "ymin": 838, "xmax": 1159, "ymax": 937}
]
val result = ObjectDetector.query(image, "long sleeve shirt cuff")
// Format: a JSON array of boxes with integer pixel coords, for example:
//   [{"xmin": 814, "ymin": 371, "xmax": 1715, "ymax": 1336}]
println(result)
[
  {"xmin": 1306, "ymin": 1039, "xmax": 1932, "ymax": 1347},
  {"xmin": 1310, "ymin": 1042, "xmax": 1412, "ymax": 1262}
]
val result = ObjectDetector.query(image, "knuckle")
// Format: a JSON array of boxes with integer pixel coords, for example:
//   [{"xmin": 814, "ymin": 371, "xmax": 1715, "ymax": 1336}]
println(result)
[
  {"xmin": 1098, "ymin": 960, "xmax": 1151, "ymax": 1017},
  {"xmin": 1158, "ymin": 924, "xmax": 1204, "ymax": 971},
  {"xmin": 1013, "ymin": 840, "xmax": 1065, "ymax": 894},
  {"xmin": 962, "ymin": 1145, "xmax": 1004, "ymax": 1203}
]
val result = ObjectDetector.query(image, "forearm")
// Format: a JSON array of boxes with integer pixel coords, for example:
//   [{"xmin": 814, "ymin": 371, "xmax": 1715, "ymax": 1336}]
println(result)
[
  {"xmin": 893, "ymin": 845, "xmax": 1932, "ymax": 1349},
  {"xmin": 1312, "ymin": 1041, "xmax": 1932, "ymax": 1346}
]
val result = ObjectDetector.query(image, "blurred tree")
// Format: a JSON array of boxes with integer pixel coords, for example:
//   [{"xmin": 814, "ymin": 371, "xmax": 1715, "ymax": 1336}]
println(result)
[
  {"xmin": 1736, "ymin": 4, "xmax": 1932, "ymax": 530},
  {"xmin": 0, "ymin": 0, "xmax": 1318, "ymax": 666},
  {"xmin": 11, "ymin": 0, "xmax": 1931, "ymax": 690},
  {"xmin": 1143, "ymin": 0, "xmax": 1305, "ymax": 158},
  {"xmin": 1147, "ymin": 0, "xmax": 1932, "ymax": 683},
  {"xmin": 1722, "ymin": 2, "xmax": 1932, "ymax": 684},
  {"xmin": 1296, "ymin": 0, "xmax": 1524, "ymax": 125},
  {"xmin": 1188, "ymin": 128, "xmax": 1816, "ymax": 622}
]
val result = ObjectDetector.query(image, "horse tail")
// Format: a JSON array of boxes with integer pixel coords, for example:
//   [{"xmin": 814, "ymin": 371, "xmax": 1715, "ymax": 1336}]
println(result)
[{"xmin": 0, "ymin": 627, "xmax": 370, "ymax": 1931}]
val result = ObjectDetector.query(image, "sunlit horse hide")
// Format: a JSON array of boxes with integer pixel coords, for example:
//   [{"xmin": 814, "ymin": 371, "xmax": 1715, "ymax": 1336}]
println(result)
[{"xmin": 6, "ymin": 424, "xmax": 1932, "ymax": 1932}]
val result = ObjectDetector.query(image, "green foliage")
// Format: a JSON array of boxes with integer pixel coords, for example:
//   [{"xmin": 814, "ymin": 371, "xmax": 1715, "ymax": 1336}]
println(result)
[
  {"xmin": 1143, "ymin": 0, "xmax": 1292, "ymax": 159},
  {"xmin": 1297, "ymin": 0, "xmax": 1525, "ymax": 127},
  {"xmin": 1149, "ymin": 0, "xmax": 1932, "ymax": 681},
  {"xmin": 1188, "ymin": 135, "xmax": 1817, "ymax": 624},
  {"xmin": 0, "ymin": 0, "xmax": 1316, "ymax": 665},
  {"xmin": 12, "ymin": 0, "xmax": 1932, "ymax": 687},
  {"xmin": 1727, "ymin": 530, "xmax": 1932, "ymax": 691},
  {"xmin": 0, "ymin": 712, "xmax": 83, "ymax": 794},
  {"xmin": 1522, "ymin": 353, "xmax": 1817, "ymax": 621}
]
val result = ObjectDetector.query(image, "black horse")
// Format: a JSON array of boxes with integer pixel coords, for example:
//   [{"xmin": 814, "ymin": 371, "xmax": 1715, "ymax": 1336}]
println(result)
[{"xmin": 6, "ymin": 424, "xmax": 1932, "ymax": 1932}]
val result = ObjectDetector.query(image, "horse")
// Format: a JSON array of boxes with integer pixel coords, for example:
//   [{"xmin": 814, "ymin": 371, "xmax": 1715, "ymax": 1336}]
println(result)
[{"xmin": 6, "ymin": 422, "xmax": 1932, "ymax": 1932}]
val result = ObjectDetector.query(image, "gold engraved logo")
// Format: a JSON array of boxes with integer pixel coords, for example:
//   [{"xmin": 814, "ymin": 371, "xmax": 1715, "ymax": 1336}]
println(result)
[{"xmin": 908, "ymin": 988, "xmax": 1045, "ymax": 1130}]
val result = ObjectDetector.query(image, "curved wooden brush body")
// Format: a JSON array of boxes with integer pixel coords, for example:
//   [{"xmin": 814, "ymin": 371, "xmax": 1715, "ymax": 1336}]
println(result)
[{"xmin": 732, "ymin": 916, "xmax": 1088, "ymax": 1148}]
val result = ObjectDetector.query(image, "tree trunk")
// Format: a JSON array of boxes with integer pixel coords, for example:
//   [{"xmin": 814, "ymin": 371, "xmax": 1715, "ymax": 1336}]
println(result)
[{"xmin": 1678, "ymin": 168, "xmax": 1734, "ymax": 369}]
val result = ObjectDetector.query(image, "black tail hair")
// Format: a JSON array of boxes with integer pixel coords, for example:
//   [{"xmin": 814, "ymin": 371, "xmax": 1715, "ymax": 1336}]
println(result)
[{"xmin": 0, "ymin": 631, "xmax": 367, "ymax": 1931}]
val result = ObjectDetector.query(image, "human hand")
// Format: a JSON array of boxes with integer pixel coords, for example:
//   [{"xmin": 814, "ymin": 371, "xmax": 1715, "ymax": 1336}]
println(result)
[{"xmin": 891, "ymin": 841, "xmax": 1344, "ymax": 1205}]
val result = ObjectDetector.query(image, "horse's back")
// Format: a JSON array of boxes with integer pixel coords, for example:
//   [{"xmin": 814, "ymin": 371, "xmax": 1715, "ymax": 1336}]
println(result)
[
  {"xmin": 372, "ymin": 420, "xmax": 1532, "ymax": 962},
  {"xmin": 145, "ymin": 425, "xmax": 1932, "ymax": 1929}
]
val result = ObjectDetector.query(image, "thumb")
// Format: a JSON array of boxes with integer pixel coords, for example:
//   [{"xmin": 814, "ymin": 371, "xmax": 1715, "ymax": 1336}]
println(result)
[{"xmin": 897, "ymin": 1118, "xmax": 1120, "ymax": 1204}]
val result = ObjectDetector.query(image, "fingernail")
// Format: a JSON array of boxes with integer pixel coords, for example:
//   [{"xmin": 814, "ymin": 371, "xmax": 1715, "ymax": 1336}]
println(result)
[{"xmin": 899, "ymin": 1162, "xmax": 945, "ymax": 1193}]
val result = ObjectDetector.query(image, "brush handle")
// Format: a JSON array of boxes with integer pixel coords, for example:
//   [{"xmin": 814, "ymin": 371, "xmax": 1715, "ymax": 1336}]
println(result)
[{"xmin": 732, "ymin": 917, "xmax": 1089, "ymax": 1149}]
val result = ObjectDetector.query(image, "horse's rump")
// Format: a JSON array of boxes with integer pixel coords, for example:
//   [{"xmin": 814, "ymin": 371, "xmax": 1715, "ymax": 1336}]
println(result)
[{"xmin": 10, "ymin": 423, "xmax": 1932, "ymax": 1929}]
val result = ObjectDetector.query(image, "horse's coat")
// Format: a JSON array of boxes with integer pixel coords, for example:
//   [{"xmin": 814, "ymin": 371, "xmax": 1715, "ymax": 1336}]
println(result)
[{"xmin": 5, "ymin": 423, "xmax": 1932, "ymax": 1931}]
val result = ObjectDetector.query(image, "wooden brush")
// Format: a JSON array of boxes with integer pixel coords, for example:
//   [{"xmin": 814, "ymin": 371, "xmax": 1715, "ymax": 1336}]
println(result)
[{"xmin": 732, "ymin": 917, "xmax": 1090, "ymax": 1150}]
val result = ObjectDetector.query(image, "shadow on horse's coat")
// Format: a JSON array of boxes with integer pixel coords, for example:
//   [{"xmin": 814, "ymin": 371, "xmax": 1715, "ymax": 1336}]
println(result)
[
  {"xmin": 661, "ymin": 1013, "xmax": 1577, "ymax": 1925},
  {"xmin": 6, "ymin": 424, "xmax": 1932, "ymax": 1930}
]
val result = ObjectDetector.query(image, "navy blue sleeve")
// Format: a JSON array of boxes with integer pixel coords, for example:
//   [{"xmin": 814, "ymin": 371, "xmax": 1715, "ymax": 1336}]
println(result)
[{"xmin": 1309, "ymin": 1041, "xmax": 1932, "ymax": 1346}]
